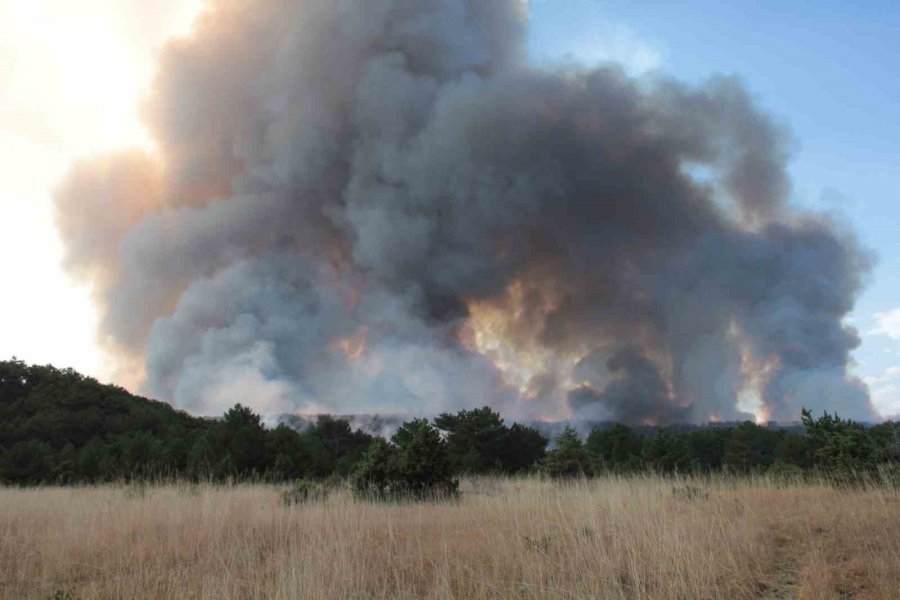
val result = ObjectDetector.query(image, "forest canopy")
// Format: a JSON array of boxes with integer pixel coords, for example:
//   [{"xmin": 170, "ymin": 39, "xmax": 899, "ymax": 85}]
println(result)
[{"xmin": 1, "ymin": 359, "xmax": 898, "ymax": 487}]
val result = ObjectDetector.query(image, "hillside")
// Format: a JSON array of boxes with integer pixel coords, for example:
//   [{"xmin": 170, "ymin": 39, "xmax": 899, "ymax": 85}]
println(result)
[
  {"xmin": 0, "ymin": 359, "xmax": 211, "ymax": 483},
  {"xmin": 0, "ymin": 359, "xmax": 377, "ymax": 484}
]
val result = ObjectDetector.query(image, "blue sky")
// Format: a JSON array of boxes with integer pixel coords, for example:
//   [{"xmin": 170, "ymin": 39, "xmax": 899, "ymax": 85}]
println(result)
[{"xmin": 528, "ymin": 0, "xmax": 900, "ymax": 414}]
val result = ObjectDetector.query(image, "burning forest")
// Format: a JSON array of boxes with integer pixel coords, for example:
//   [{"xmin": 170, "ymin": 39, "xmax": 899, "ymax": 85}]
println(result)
[{"xmin": 55, "ymin": 0, "xmax": 874, "ymax": 424}]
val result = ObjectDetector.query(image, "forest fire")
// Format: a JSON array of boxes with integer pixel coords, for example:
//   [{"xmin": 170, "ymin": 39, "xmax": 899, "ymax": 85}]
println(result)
[{"xmin": 53, "ymin": 0, "xmax": 874, "ymax": 424}]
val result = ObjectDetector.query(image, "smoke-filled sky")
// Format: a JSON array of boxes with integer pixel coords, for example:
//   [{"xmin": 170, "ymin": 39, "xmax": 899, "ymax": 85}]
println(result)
[{"xmin": 2, "ymin": 0, "xmax": 899, "ymax": 422}]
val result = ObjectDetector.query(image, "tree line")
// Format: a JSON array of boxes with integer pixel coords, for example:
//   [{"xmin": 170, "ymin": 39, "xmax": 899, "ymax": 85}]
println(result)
[{"xmin": 2, "ymin": 359, "xmax": 899, "ymax": 493}]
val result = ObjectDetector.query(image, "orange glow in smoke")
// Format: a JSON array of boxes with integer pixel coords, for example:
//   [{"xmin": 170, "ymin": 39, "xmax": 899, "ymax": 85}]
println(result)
[
  {"xmin": 729, "ymin": 318, "xmax": 778, "ymax": 423},
  {"xmin": 460, "ymin": 280, "xmax": 585, "ymax": 420},
  {"xmin": 333, "ymin": 326, "xmax": 368, "ymax": 360},
  {"xmin": 461, "ymin": 281, "xmax": 552, "ymax": 394}
]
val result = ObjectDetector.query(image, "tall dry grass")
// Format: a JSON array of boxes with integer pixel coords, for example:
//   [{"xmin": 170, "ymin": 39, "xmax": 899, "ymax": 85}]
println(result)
[{"xmin": 2, "ymin": 475, "xmax": 899, "ymax": 599}]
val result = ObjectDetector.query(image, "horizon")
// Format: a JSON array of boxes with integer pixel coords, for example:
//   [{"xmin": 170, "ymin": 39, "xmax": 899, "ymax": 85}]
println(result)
[{"xmin": 0, "ymin": 355, "xmax": 850, "ymax": 430}]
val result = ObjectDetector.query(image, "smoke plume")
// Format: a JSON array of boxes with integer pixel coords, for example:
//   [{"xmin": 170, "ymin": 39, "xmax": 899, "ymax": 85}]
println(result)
[{"xmin": 55, "ymin": 0, "xmax": 875, "ymax": 423}]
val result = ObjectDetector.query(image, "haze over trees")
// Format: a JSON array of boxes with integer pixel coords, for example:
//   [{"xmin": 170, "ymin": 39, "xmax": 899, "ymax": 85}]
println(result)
[{"xmin": 2, "ymin": 359, "xmax": 899, "ymax": 489}]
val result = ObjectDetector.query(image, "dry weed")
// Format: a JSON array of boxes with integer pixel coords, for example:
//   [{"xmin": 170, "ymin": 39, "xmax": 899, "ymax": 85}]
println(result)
[{"xmin": 1, "ymin": 475, "xmax": 898, "ymax": 599}]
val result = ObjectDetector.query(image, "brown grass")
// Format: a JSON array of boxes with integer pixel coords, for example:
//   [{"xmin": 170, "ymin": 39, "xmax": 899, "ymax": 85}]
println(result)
[{"xmin": 2, "ymin": 475, "xmax": 899, "ymax": 599}]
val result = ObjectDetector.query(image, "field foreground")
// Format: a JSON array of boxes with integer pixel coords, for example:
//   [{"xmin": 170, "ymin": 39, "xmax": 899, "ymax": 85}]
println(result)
[{"xmin": 3, "ymin": 476, "xmax": 900, "ymax": 599}]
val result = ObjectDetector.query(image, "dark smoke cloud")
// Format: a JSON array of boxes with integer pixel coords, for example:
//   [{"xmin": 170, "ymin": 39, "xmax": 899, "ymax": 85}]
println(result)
[
  {"xmin": 54, "ymin": 0, "xmax": 875, "ymax": 422},
  {"xmin": 569, "ymin": 346, "xmax": 688, "ymax": 424}
]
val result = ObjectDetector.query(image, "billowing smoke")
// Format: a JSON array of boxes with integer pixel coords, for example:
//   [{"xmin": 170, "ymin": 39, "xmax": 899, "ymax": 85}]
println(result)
[{"xmin": 55, "ymin": 0, "xmax": 875, "ymax": 423}]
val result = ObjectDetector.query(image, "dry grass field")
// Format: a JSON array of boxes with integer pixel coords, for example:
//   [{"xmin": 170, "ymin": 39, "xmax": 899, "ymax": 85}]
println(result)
[{"xmin": 2, "ymin": 475, "xmax": 900, "ymax": 600}]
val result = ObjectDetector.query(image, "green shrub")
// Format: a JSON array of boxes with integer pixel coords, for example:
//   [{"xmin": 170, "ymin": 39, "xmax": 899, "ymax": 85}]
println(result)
[
  {"xmin": 434, "ymin": 407, "xmax": 548, "ymax": 474},
  {"xmin": 353, "ymin": 421, "xmax": 458, "ymax": 501},
  {"xmin": 540, "ymin": 425, "xmax": 595, "ymax": 478},
  {"xmin": 767, "ymin": 460, "xmax": 805, "ymax": 485}
]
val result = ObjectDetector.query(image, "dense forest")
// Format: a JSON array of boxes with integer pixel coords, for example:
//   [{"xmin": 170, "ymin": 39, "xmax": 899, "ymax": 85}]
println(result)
[{"xmin": 2, "ymin": 359, "xmax": 899, "ymax": 492}]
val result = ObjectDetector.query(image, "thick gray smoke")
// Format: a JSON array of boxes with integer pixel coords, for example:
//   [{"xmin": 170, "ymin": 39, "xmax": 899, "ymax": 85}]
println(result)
[{"xmin": 55, "ymin": 0, "xmax": 875, "ymax": 423}]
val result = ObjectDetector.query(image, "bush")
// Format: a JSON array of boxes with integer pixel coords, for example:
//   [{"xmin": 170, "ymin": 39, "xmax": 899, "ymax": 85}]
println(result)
[
  {"xmin": 353, "ymin": 420, "xmax": 458, "ymax": 501},
  {"xmin": 280, "ymin": 480, "xmax": 330, "ymax": 505},
  {"xmin": 586, "ymin": 423, "xmax": 642, "ymax": 471},
  {"xmin": 1, "ymin": 439, "xmax": 53, "ymax": 484},
  {"xmin": 353, "ymin": 438, "xmax": 401, "ymax": 500},
  {"xmin": 540, "ymin": 425, "xmax": 594, "ymax": 478},
  {"xmin": 767, "ymin": 460, "xmax": 806, "ymax": 486},
  {"xmin": 435, "ymin": 407, "xmax": 548, "ymax": 474}
]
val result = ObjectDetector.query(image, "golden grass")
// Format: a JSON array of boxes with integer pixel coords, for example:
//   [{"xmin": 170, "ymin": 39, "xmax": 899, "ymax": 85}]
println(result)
[{"xmin": 2, "ymin": 475, "xmax": 900, "ymax": 599}]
